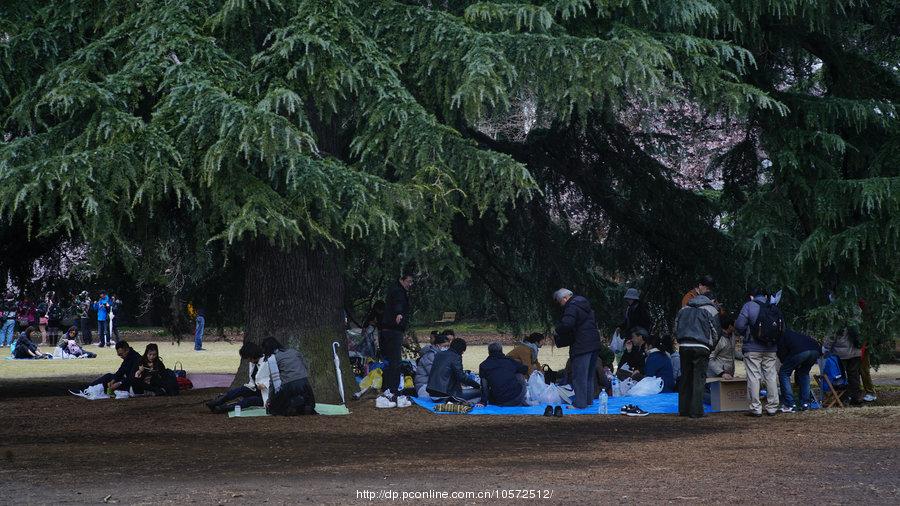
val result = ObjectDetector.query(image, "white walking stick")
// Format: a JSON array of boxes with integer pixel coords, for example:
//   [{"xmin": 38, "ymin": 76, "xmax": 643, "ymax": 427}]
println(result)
[{"xmin": 332, "ymin": 341, "xmax": 346, "ymax": 405}]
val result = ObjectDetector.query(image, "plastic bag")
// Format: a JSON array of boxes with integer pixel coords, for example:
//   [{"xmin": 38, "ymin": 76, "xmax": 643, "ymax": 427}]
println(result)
[
  {"xmin": 610, "ymin": 330, "xmax": 625, "ymax": 354},
  {"xmin": 358, "ymin": 368, "xmax": 383, "ymax": 389},
  {"xmin": 526, "ymin": 371, "xmax": 551, "ymax": 406},
  {"xmin": 628, "ymin": 377, "xmax": 664, "ymax": 397},
  {"xmin": 554, "ymin": 384, "xmax": 575, "ymax": 405},
  {"xmin": 619, "ymin": 378, "xmax": 637, "ymax": 396}
]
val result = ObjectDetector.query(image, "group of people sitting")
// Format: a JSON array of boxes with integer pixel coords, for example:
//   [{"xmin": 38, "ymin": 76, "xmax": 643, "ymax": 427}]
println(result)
[
  {"xmin": 10, "ymin": 325, "xmax": 97, "ymax": 360},
  {"xmin": 205, "ymin": 337, "xmax": 317, "ymax": 416},
  {"xmin": 71, "ymin": 340, "xmax": 179, "ymax": 397}
]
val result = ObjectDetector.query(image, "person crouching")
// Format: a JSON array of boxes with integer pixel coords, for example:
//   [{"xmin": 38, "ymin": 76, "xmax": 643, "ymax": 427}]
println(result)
[{"xmin": 261, "ymin": 337, "xmax": 317, "ymax": 416}]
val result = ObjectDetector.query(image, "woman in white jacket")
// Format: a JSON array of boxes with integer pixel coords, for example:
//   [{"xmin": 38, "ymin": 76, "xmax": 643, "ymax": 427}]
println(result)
[{"xmin": 206, "ymin": 343, "xmax": 267, "ymax": 413}]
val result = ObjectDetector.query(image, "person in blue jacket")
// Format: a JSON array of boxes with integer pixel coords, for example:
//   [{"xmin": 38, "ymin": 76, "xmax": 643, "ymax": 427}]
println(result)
[
  {"xmin": 777, "ymin": 328, "xmax": 821, "ymax": 412},
  {"xmin": 637, "ymin": 331, "xmax": 676, "ymax": 393},
  {"xmin": 93, "ymin": 290, "xmax": 112, "ymax": 347}
]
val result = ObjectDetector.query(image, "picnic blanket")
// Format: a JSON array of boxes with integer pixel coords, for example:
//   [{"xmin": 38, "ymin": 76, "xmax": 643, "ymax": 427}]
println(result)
[
  {"xmin": 228, "ymin": 404, "xmax": 350, "ymax": 417},
  {"xmin": 412, "ymin": 393, "xmax": 714, "ymax": 415}
]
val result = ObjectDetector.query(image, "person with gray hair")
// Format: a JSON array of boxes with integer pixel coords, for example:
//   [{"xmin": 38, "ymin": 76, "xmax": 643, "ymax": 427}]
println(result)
[
  {"xmin": 553, "ymin": 288, "xmax": 602, "ymax": 409},
  {"xmin": 478, "ymin": 342, "xmax": 528, "ymax": 407}
]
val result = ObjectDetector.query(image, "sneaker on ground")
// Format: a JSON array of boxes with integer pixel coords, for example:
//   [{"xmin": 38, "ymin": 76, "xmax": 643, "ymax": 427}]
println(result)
[
  {"xmin": 863, "ymin": 394, "xmax": 877, "ymax": 402},
  {"xmin": 621, "ymin": 404, "xmax": 649, "ymax": 417},
  {"xmin": 375, "ymin": 395, "xmax": 397, "ymax": 409},
  {"xmin": 396, "ymin": 395, "xmax": 412, "ymax": 408},
  {"xmin": 779, "ymin": 405, "xmax": 795, "ymax": 413}
]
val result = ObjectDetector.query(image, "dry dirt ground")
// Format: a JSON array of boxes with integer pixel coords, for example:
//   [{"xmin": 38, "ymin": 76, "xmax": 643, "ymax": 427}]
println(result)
[{"xmin": 1, "ymin": 379, "xmax": 898, "ymax": 505}]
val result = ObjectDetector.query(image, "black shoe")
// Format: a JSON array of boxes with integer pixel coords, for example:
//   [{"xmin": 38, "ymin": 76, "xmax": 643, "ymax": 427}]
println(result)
[
  {"xmin": 543, "ymin": 406, "xmax": 553, "ymax": 417},
  {"xmin": 206, "ymin": 398, "xmax": 223, "ymax": 412},
  {"xmin": 621, "ymin": 404, "xmax": 649, "ymax": 417},
  {"xmin": 212, "ymin": 404, "xmax": 231, "ymax": 414},
  {"xmin": 553, "ymin": 406, "xmax": 563, "ymax": 417},
  {"xmin": 746, "ymin": 411, "xmax": 762, "ymax": 418},
  {"xmin": 765, "ymin": 410, "xmax": 778, "ymax": 416}
]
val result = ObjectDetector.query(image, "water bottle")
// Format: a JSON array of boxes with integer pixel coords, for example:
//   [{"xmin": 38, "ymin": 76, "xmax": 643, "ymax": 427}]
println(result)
[
  {"xmin": 234, "ymin": 405, "xmax": 242, "ymax": 416},
  {"xmin": 611, "ymin": 376, "xmax": 620, "ymax": 397},
  {"xmin": 599, "ymin": 390, "xmax": 608, "ymax": 414}
]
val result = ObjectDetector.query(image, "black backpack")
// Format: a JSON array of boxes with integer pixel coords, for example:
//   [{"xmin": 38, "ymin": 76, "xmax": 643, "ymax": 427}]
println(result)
[{"xmin": 751, "ymin": 301, "xmax": 784, "ymax": 345}]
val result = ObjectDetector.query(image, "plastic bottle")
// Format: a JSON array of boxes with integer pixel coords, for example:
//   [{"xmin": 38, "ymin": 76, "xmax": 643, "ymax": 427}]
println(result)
[
  {"xmin": 234, "ymin": 405, "xmax": 242, "ymax": 416},
  {"xmin": 611, "ymin": 376, "xmax": 620, "ymax": 397},
  {"xmin": 599, "ymin": 390, "xmax": 608, "ymax": 414}
]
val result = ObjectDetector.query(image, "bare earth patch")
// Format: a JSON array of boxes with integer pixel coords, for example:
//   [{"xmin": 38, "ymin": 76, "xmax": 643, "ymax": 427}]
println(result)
[{"xmin": 1, "ymin": 381, "xmax": 898, "ymax": 504}]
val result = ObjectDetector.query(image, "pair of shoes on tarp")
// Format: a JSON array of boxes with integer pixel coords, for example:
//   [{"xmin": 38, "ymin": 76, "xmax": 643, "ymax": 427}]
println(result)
[
  {"xmin": 620, "ymin": 404, "xmax": 649, "ymax": 417},
  {"xmin": 543, "ymin": 405, "xmax": 563, "ymax": 417}
]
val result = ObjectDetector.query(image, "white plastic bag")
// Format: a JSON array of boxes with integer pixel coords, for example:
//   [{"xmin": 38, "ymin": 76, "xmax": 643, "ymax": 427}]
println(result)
[
  {"xmin": 619, "ymin": 378, "xmax": 637, "ymax": 396},
  {"xmin": 526, "ymin": 371, "xmax": 551, "ymax": 406},
  {"xmin": 610, "ymin": 330, "xmax": 625, "ymax": 354},
  {"xmin": 554, "ymin": 384, "xmax": 575, "ymax": 405},
  {"xmin": 628, "ymin": 377, "xmax": 664, "ymax": 397}
]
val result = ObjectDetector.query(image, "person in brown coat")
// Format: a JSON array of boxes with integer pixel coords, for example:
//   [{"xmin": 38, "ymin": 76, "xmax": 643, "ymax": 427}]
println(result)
[{"xmin": 507, "ymin": 333, "xmax": 546, "ymax": 377}]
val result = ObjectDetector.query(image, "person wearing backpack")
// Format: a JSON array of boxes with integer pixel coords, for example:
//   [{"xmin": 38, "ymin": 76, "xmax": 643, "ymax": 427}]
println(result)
[
  {"xmin": 674, "ymin": 293, "xmax": 721, "ymax": 418},
  {"xmin": 735, "ymin": 289, "xmax": 783, "ymax": 417}
]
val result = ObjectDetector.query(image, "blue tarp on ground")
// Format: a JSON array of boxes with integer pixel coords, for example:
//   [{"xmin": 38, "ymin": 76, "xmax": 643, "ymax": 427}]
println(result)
[{"xmin": 411, "ymin": 393, "xmax": 715, "ymax": 415}]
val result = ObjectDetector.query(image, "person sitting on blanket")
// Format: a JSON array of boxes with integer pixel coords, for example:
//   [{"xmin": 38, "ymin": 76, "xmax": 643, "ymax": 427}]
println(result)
[
  {"xmin": 56, "ymin": 326, "xmax": 97, "ymax": 358},
  {"xmin": 13, "ymin": 327, "xmax": 52, "ymax": 359},
  {"xmin": 426, "ymin": 338, "xmax": 480, "ymax": 403},
  {"xmin": 478, "ymin": 342, "xmax": 528, "ymax": 407},
  {"xmin": 507, "ymin": 332, "xmax": 545, "ymax": 377},
  {"xmin": 207, "ymin": 342, "xmax": 268, "ymax": 413},
  {"xmin": 261, "ymin": 337, "xmax": 317, "ymax": 416},
  {"xmin": 624, "ymin": 330, "xmax": 676, "ymax": 393},
  {"xmin": 82, "ymin": 340, "xmax": 141, "ymax": 393},
  {"xmin": 414, "ymin": 333, "xmax": 450, "ymax": 398},
  {"xmin": 617, "ymin": 329, "xmax": 647, "ymax": 380},
  {"xmin": 132, "ymin": 343, "xmax": 178, "ymax": 396}
]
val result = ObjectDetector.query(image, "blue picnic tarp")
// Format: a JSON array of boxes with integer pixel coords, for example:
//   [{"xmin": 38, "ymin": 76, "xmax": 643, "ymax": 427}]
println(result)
[{"xmin": 411, "ymin": 393, "xmax": 715, "ymax": 415}]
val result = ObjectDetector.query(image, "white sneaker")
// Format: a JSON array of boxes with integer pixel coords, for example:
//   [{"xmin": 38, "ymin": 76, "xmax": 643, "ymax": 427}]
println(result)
[
  {"xmin": 396, "ymin": 395, "xmax": 412, "ymax": 408},
  {"xmin": 863, "ymin": 394, "xmax": 877, "ymax": 402},
  {"xmin": 375, "ymin": 395, "xmax": 397, "ymax": 409}
]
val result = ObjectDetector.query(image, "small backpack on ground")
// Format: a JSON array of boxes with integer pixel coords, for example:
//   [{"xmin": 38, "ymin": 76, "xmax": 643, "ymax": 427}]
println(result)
[{"xmin": 751, "ymin": 301, "xmax": 785, "ymax": 345}]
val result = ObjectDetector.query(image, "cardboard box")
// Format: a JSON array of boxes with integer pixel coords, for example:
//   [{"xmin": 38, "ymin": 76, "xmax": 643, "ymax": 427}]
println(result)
[{"xmin": 706, "ymin": 377, "xmax": 748, "ymax": 412}]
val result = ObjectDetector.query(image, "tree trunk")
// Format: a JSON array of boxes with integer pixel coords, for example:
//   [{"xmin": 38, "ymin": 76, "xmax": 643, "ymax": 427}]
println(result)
[{"xmin": 235, "ymin": 237, "xmax": 355, "ymax": 404}]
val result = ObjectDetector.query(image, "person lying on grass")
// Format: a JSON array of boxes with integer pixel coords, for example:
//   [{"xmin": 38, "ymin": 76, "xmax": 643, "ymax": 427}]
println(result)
[
  {"xmin": 207, "ymin": 342, "xmax": 267, "ymax": 414},
  {"xmin": 82, "ymin": 340, "xmax": 141, "ymax": 393},
  {"xmin": 132, "ymin": 343, "xmax": 178, "ymax": 396},
  {"xmin": 13, "ymin": 327, "xmax": 51, "ymax": 359}
]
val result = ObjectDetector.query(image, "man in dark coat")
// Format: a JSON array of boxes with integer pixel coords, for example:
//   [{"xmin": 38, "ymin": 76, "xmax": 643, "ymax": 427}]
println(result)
[
  {"xmin": 479, "ymin": 343, "xmax": 528, "ymax": 406},
  {"xmin": 553, "ymin": 288, "xmax": 602, "ymax": 409},
  {"xmin": 427, "ymin": 338, "xmax": 480, "ymax": 402},
  {"xmin": 376, "ymin": 272, "xmax": 414, "ymax": 408}
]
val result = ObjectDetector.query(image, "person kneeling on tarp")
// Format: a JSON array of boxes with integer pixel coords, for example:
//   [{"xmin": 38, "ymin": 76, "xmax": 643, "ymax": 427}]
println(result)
[
  {"xmin": 82, "ymin": 340, "xmax": 142, "ymax": 392},
  {"xmin": 426, "ymin": 338, "xmax": 480, "ymax": 403},
  {"xmin": 261, "ymin": 337, "xmax": 317, "ymax": 416},
  {"xmin": 13, "ymin": 327, "xmax": 52, "ymax": 359},
  {"xmin": 207, "ymin": 342, "xmax": 267, "ymax": 414},
  {"xmin": 478, "ymin": 342, "xmax": 528, "ymax": 407}
]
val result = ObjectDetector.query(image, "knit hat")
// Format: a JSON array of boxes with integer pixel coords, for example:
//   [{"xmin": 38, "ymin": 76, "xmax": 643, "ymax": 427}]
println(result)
[{"xmin": 624, "ymin": 288, "xmax": 640, "ymax": 300}]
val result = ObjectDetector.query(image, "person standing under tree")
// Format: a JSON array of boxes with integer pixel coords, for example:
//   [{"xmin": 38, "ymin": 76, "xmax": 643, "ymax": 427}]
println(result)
[
  {"xmin": 93, "ymin": 290, "xmax": 112, "ymax": 348},
  {"xmin": 110, "ymin": 293, "xmax": 122, "ymax": 343},
  {"xmin": 553, "ymin": 288, "xmax": 602, "ymax": 409},
  {"xmin": 75, "ymin": 291, "xmax": 92, "ymax": 345},
  {"xmin": 194, "ymin": 305, "xmax": 206, "ymax": 352},
  {"xmin": 376, "ymin": 271, "xmax": 414, "ymax": 409},
  {"xmin": 1, "ymin": 292, "xmax": 17, "ymax": 348}
]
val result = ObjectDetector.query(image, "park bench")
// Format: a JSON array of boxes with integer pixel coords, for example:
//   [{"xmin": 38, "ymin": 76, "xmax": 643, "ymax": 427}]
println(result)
[{"xmin": 434, "ymin": 312, "xmax": 457, "ymax": 324}]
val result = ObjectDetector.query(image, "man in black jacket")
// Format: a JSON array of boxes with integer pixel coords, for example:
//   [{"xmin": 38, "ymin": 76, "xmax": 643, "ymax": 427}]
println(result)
[
  {"xmin": 479, "ymin": 342, "xmax": 528, "ymax": 406},
  {"xmin": 84, "ymin": 340, "xmax": 141, "ymax": 392},
  {"xmin": 553, "ymin": 288, "xmax": 602, "ymax": 409},
  {"xmin": 427, "ymin": 338, "xmax": 480, "ymax": 402},
  {"xmin": 376, "ymin": 272, "xmax": 414, "ymax": 408}
]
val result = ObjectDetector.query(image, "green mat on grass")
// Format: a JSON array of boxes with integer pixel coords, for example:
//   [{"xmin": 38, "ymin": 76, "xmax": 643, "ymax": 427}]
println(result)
[{"xmin": 228, "ymin": 404, "xmax": 350, "ymax": 417}]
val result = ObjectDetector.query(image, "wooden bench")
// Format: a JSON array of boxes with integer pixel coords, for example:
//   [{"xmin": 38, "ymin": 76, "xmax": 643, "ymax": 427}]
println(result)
[{"xmin": 434, "ymin": 312, "xmax": 457, "ymax": 324}]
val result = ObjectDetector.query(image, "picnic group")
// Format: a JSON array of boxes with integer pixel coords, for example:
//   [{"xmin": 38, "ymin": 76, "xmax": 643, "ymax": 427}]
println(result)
[
  {"xmin": 3, "ymin": 289, "xmax": 209, "ymax": 360},
  {"xmin": 7, "ymin": 273, "xmax": 880, "ymax": 418},
  {"xmin": 339, "ymin": 272, "xmax": 879, "ymax": 417}
]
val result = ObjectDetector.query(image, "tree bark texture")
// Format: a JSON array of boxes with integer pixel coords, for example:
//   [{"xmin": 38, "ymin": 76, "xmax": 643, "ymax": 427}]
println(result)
[{"xmin": 235, "ymin": 237, "xmax": 355, "ymax": 404}]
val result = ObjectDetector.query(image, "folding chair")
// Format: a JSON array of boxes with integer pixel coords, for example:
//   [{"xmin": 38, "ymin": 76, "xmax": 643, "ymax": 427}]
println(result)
[
  {"xmin": 814, "ymin": 373, "xmax": 846, "ymax": 408},
  {"xmin": 814, "ymin": 354, "xmax": 848, "ymax": 408}
]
